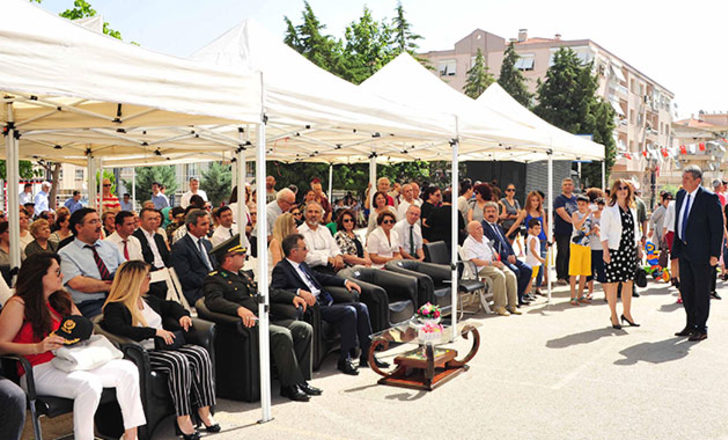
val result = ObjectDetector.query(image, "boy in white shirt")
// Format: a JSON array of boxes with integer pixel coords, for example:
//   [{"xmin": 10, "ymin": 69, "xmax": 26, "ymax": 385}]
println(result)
[{"xmin": 526, "ymin": 219, "xmax": 546, "ymax": 296}]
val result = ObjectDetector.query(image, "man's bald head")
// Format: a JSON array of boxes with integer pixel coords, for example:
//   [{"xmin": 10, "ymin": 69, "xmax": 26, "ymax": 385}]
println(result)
[{"xmin": 467, "ymin": 220, "xmax": 484, "ymax": 239}]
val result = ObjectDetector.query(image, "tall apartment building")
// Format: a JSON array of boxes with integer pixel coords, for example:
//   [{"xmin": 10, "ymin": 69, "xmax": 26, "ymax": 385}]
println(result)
[{"xmin": 421, "ymin": 29, "xmax": 675, "ymax": 188}]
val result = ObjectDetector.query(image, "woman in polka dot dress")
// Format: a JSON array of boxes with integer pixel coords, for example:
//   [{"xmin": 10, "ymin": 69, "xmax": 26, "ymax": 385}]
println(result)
[{"xmin": 600, "ymin": 179, "xmax": 642, "ymax": 329}]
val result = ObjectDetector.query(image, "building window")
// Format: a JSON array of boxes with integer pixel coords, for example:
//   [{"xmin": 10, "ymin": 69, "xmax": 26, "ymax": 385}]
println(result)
[
  {"xmin": 438, "ymin": 59, "xmax": 456, "ymax": 76},
  {"xmin": 514, "ymin": 54, "xmax": 535, "ymax": 71},
  {"xmin": 75, "ymin": 169, "xmax": 84, "ymax": 180},
  {"xmin": 629, "ymin": 110, "xmax": 635, "ymax": 125}
]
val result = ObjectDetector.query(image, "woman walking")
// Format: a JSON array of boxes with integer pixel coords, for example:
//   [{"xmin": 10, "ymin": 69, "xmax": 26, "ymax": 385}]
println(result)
[{"xmin": 600, "ymin": 179, "xmax": 642, "ymax": 329}]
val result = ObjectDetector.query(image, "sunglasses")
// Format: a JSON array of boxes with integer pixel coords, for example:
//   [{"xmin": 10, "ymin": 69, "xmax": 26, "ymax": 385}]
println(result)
[
  {"xmin": 382, "ymin": 219, "xmax": 395, "ymax": 224},
  {"xmin": 343, "ymin": 218, "xmax": 354, "ymax": 223},
  {"xmin": 618, "ymin": 186, "xmax": 629, "ymax": 191},
  {"xmin": 103, "ymin": 184, "xmax": 111, "ymax": 187},
  {"xmin": 291, "ymin": 212, "xmax": 302, "ymax": 216},
  {"xmin": 506, "ymin": 188, "xmax": 515, "ymax": 192}
]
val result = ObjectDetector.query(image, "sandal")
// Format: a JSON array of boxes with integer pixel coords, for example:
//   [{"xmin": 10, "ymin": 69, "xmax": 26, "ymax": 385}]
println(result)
[
  {"xmin": 570, "ymin": 298, "xmax": 580, "ymax": 306},
  {"xmin": 578, "ymin": 296, "xmax": 591, "ymax": 304}
]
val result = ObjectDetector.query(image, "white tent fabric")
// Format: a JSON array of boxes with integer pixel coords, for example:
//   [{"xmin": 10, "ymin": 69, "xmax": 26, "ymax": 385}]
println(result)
[
  {"xmin": 361, "ymin": 54, "xmax": 605, "ymax": 162},
  {"xmin": 191, "ymin": 20, "xmax": 457, "ymax": 163},
  {"xmin": 476, "ymin": 83, "xmax": 604, "ymax": 160},
  {"xmin": 0, "ymin": 0, "xmax": 261, "ymax": 132}
]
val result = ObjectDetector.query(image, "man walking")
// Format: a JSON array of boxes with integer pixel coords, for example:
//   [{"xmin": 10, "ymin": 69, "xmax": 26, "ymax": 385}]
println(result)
[{"xmin": 672, "ymin": 165, "xmax": 723, "ymax": 341}]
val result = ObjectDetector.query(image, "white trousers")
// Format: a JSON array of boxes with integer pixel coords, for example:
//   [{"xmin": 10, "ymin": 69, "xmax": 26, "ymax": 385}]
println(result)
[{"xmin": 24, "ymin": 359, "xmax": 146, "ymax": 440}]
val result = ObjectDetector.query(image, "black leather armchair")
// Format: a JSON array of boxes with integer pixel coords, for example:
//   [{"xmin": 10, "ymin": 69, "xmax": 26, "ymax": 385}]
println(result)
[
  {"xmin": 424, "ymin": 241, "xmax": 451, "ymax": 265},
  {"xmin": 338, "ymin": 267, "xmax": 418, "ymax": 326},
  {"xmin": 93, "ymin": 317, "xmax": 216, "ymax": 440},
  {"xmin": 384, "ymin": 260, "xmax": 449, "ymax": 306},
  {"xmin": 0, "ymin": 354, "xmax": 124, "ymax": 440}
]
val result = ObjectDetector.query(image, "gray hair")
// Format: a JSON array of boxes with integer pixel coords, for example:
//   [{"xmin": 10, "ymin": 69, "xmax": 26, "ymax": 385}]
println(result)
[
  {"xmin": 683, "ymin": 165, "xmax": 703, "ymax": 181},
  {"xmin": 712, "ymin": 178, "xmax": 722, "ymax": 189},
  {"xmin": 484, "ymin": 201, "xmax": 499, "ymax": 211},
  {"xmin": 185, "ymin": 209, "xmax": 208, "ymax": 228},
  {"xmin": 276, "ymin": 188, "xmax": 295, "ymax": 202}
]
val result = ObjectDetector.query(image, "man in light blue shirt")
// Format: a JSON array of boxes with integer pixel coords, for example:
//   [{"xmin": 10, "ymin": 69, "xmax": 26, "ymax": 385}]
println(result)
[
  {"xmin": 63, "ymin": 190, "xmax": 84, "ymax": 214},
  {"xmin": 33, "ymin": 182, "xmax": 51, "ymax": 214},
  {"xmin": 59, "ymin": 207, "xmax": 125, "ymax": 318},
  {"xmin": 119, "ymin": 193, "xmax": 133, "ymax": 212},
  {"xmin": 151, "ymin": 182, "xmax": 169, "ymax": 210}
]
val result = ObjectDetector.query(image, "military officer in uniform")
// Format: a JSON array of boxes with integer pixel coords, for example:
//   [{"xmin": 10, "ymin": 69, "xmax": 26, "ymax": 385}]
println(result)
[{"xmin": 203, "ymin": 234, "xmax": 321, "ymax": 402}]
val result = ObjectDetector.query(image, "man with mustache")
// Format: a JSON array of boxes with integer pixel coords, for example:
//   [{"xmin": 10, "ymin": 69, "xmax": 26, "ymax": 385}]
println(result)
[{"xmin": 59, "ymin": 207, "xmax": 125, "ymax": 318}]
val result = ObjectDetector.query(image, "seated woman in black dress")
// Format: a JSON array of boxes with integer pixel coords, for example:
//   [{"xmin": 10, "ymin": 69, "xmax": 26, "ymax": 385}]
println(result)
[{"xmin": 101, "ymin": 261, "xmax": 219, "ymax": 440}]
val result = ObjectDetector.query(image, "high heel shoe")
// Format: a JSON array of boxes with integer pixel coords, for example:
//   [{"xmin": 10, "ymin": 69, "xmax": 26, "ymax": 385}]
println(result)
[
  {"xmin": 620, "ymin": 314, "xmax": 640, "ymax": 327},
  {"xmin": 192, "ymin": 412, "xmax": 221, "ymax": 433},
  {"xmin": 610, "ymin": 317, "xmax": 622, "ymax": 330},
  {"xmin": 175, "ymin": 421, "xmax": 201, "ymax": 440}
]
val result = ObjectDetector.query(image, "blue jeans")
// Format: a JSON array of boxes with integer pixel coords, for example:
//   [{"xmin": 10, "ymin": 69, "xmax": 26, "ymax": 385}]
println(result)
[
  {"xmin": 588, "ymin": 249, "xmax": 605, "ymax": 283},
  {"xmin": 0, "ymin": 377, "xmax": 26, "ymax": 440}
]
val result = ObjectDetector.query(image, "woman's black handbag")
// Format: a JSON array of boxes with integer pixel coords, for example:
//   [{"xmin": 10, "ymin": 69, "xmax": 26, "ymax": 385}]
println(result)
[{"xmin": 634, "ymin": 266, "xmax": 648, "ymax": 288}]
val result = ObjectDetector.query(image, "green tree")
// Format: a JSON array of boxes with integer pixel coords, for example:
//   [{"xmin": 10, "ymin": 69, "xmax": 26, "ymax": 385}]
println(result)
[
  {"xmin": 0, "ymin": 161, "xmax": 41, "ymax": 181},
  {"xmin": 284, "ymin": 2, "xmax": 345, "ymax": 77},
  {"xmin": 200, "ymin": 162, "xmax": 232, "ymax": 207},
  {"xmin": 59, "ymin": 0, "xmax": 123, "ymax": 40},
  {"xmin": 123, "ymin": 166, "xmax": 177, "ymax": 204},
  {"xmin": 341, "ymin": 7, "xmax": 394, "ymax": 84},
  {"xmin": 391, "ymin": 2, "xmax": 423, "ymax": 56},
  {"xmin": 498, "ymin": 42, "xmax": 533, "ymax": 107},
  {"xmin": 534, "ymin": 47, "xmax": 616, "ymax": 183},
  {"xmin": 463, "ymin": 49, "xmax": 495, "ymax": 99}
]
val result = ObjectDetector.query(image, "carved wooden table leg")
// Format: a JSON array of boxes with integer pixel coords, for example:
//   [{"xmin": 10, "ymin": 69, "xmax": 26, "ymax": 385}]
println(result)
[{"xmin": 446, "ymin": 325, "xmax": 480, "ymax": 368}]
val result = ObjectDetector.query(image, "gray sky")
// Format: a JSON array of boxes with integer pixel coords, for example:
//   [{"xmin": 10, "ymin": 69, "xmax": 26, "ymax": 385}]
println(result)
[{"xmin": 38, "ymin": 0, "xmax": 728, "ymax": 120}]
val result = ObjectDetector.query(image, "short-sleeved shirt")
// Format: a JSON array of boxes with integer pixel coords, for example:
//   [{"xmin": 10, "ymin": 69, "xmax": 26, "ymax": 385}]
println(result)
[
  {"xmin": 151, "ymin": 193, "xmax": 169, "ymax": 210},
  {"xmin": 366, "ymin": 227, "xmax": 400, "ymax": 268},
  {"xmin": 64, "ymin": 198, "xmax": 84, "ymax": 213},
  {"xmin": 553, "ymin": 194, "xmax": 578, "ymax": 236},
  {"xmin": 635, "ymin": 197, "xmax": 648, "ymax": 226},
  {"xmin": 462, "ymin": 235, "xmax": 495, "ymax": 271},
  {"xmin": 59, "ymin": 238, "xmax": 125, "ymax": 305}
]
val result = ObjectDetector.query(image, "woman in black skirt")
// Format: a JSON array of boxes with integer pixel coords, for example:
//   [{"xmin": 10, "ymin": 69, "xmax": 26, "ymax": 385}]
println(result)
[{"xmin": 600, "ymin": 179, "xmax": 642, "ymax": 329}]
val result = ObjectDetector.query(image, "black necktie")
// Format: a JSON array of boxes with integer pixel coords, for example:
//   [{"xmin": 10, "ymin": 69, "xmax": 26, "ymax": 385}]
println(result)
[
  {"xmin": 302, "ymin": 265, "xmax": 333, "ymax": 306},
  {"xmin": 409, "ymin": 225, "xmax": 415, "ymax": 256}
]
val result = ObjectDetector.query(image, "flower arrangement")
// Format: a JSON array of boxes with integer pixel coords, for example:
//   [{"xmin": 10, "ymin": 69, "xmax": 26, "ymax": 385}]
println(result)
[
  {"xmin": 418, "ymin": 320, "xmax": 444, "ymax": 344},
  {"xmin": 417, "ymin": 302, "xmax": 441, "ymax": 321}
]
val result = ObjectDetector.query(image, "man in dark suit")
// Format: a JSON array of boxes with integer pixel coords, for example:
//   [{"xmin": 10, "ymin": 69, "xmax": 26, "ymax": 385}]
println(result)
[
  {"xmin": 171, "ymin": 209, "xmax": 217, "ymax": 305},
  {"xmin": 271, "ymin": 233, "xmax": 387, "ymax": 375},
  {"xmin": 133, "ymin": 208, "xmax": 170, "ymax": 299},
  {"xmin": 671, "ymin": 165, "xmax": 723, "ymax": 341},
  {"xmin": 133, "ymin": 208, "xmax": 170, "ymax": 268},
  {"xmin": 481, "ymin": 201, "xmax": 532, "ymax": 305},
  {"xmin": 203, "ymin": 235, "xmax": 320, "ymax": 402}
]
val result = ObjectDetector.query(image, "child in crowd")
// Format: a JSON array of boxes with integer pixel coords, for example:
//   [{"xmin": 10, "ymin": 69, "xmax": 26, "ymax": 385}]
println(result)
[
  {"xmin": 569, "ymin": 195, "xmax": 593, "ymax": 305},
  {"xmin": 526, "ymin": 219, "xmax": 546, "ymax": 296},
  {"xmin": 587, "ymin": 198, "xmax": 606, "ymax": 300}
]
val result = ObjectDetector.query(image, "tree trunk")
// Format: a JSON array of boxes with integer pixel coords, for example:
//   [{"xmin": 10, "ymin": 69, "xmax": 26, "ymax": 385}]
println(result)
[{"xmin": 49, "ymin": 163, "xmax": 61, "ymax": 210}]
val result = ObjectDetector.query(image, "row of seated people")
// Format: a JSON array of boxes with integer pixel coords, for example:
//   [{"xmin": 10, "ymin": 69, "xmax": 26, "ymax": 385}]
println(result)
[{"xmin": 0, "ymin": 203, "xmax": 470, "ymax": 439}]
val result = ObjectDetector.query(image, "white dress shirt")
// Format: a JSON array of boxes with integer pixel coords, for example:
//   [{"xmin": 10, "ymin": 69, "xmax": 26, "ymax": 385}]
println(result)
[
  {"xmin": 664, "ymin": 200, "xmax": 676, "ymax": 234},
  {"xmin": 141, "ymin": 228, "xmax": 165, "ymax": 268},
  {"xmin": 462, "ymin": 235, "xmax": 496, "ymax": 271},
  {"xmin": 187, "ymin": 232, "xmax": 213, "ymax": 271},
  {"xmin": 104, "ymin": 231, "xmax": 143, "ymax": 261},
  {"xmin": 211, "ymin": 224, "xmax": 235, "ymax": 247},
  {"xmin": 393, "ymin": 219, "xmax": 422, "ymax": 256},
  {"xmin": 298, "ymin": 222, "xmax": 340, "ymax": 268},
  {"xmin": 19, "ymin": 191, "xmax": 33, "ymax": 206},
  {"xmin": 677, "ymin": 187, "xmax": 699, "ymax": 241},
  {"xmin": 285, "ymin": 258, "xmax": 321, "ymax": 297},
  {"xmin": 366, "ymin": 227, "xmax": 400, "ymax": 269},
  {"xmin": 396, "ymin": 198, "xmax": 422, "ymax": 219},
  {"xmin": 179, "ymin": 190, "xmax": 208, "ymax": 209}
]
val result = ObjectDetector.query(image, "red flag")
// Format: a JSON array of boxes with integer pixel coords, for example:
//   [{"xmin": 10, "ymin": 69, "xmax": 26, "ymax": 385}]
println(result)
[
  {"xmin": 624, "ymin": 153, "xmax": 632, "ymax": 160},
  {"xmin": 699, "ymin": 142, "xmax": 706, "ymax": 151},
  {"xmin": 661, "ymin": 148, "xmax": 668, "ymax": 158},
  {"xmin": 642, "ymin": 150, "xmax": 648, "ymax": 157},
  {"xmin": 680, "ymin": 145, "xmax": 687, "ymax": 155}
]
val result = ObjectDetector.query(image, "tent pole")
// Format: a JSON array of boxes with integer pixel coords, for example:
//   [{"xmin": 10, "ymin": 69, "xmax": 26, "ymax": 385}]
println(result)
[
  {"xmin": 547, "ymin": 152, "xmax": 553, "ymax": 303},
  {"xmin": 328, "ymin": 163, "xmax": 333, "ymax": 203},
  {"xmin": 601, "ymin": 160, "xmax": 606, "ymax": 190},
  {"xmin": 368, "ymin": 155, "xmax": 376, "ymax": 206},
  {"xmin": 231, "ymin": 152, "xmax": 238, "ymax": 190},
  {"xmin": 256, "ymin": 119, "xmax": 273, "ymax": 423},
  {"xmin": 87, "ymin": 154, "xmax": 97, "ymax": 211},
  {"xmin": 237, "ymin": 127, "xmax": 246, "ymax": 242},
  {"xmin": 5, "ymin": 102, "xmax": 21, "ymax": 270},
  {"xmin": 450, "ymin": 117, "xmax": 460, "ymax": 341},
  {"xmin": 98, "ymin": 158, "xmax": 104, "ymax": 208},
  {"xmin": 131, "ymin": 167, "xmax": 136, "ymax": 211}
]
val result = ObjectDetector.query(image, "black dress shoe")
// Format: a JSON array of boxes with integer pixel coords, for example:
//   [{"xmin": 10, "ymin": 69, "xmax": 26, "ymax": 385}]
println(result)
[
  {"xmin": 337, "ymin": 358, "xmax": 359, "ymax": 375},
  {"xmin": 299, "ymin": 382, "xmax": 322, "ymax": 396},
  {"xmin": 711, "ymin": 291, "xmax": 722, "ymax": 300},
  {"xmin": 280, "ymin": 385, "xmax": 310, "ymax": 402},
  {"xmin": 674, "ymin": 327, "xmax": 693, "ymax": 337},
  {"xmin": 632, "ymin": 291, "xmax": 640, "ymax": 298},
  {"xmin": 360, "ymin": 355, "xmax": 390, "ymax": 369},
  {"xmin": 688, "ymin": 331, "xmax": 708, "ymax": 341}
]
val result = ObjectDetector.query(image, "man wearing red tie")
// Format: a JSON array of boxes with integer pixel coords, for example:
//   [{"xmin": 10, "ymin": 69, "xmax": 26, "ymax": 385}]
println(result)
[
  {"xmin": 104, "ymin": 211, "xmax": 143, "ymax": 261},
  {"xmin": 671, "ymin": 165, "xmax": 723, "ymax": 341}
]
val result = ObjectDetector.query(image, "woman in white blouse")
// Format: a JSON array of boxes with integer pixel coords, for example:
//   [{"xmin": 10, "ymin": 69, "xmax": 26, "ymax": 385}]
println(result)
[
  {"xmin": 366, "ymin": 191, "xmax": 398, "ymax": 236},
  {"xmin": 367, "ymin": 211, "xmax": 402, "ymax": 268}
]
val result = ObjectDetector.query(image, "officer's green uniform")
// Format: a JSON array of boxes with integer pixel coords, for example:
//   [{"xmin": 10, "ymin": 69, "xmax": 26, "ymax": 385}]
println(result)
[{"xmin": 202, "ymin": 236, "xmax": 313, "ymax": 387}]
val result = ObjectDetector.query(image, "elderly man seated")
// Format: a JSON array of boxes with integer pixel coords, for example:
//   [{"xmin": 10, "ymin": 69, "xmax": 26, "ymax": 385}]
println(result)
[
  {"xmin": 298, "ymin": 202, "xmax": 344, "ymax": 274},
  {"xmin": 462, "ymin": 221, "xmax": 520, "ymax": 316}
]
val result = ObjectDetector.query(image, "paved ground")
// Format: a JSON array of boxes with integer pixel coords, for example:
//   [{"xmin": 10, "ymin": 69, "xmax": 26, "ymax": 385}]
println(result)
[{"xmin": 25, "ymin": 278, "xmax": 728, "ymax": 440}]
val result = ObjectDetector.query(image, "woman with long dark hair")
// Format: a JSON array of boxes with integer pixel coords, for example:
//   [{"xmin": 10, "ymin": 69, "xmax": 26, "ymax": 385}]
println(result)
[
  {"xmin": 600, "ymin": 179, "xmax": 642, "ymax": 329},
  {"xmin": 0, "ymin": 254, "xmax": 145, "ymax": 440},
  {"xmin": 420, "ymin": 185, "xmax": 442, "ymax": 242},
  {"xmin": 102, "ymin": 261, "xmax": 218, "ymax": 440}
]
